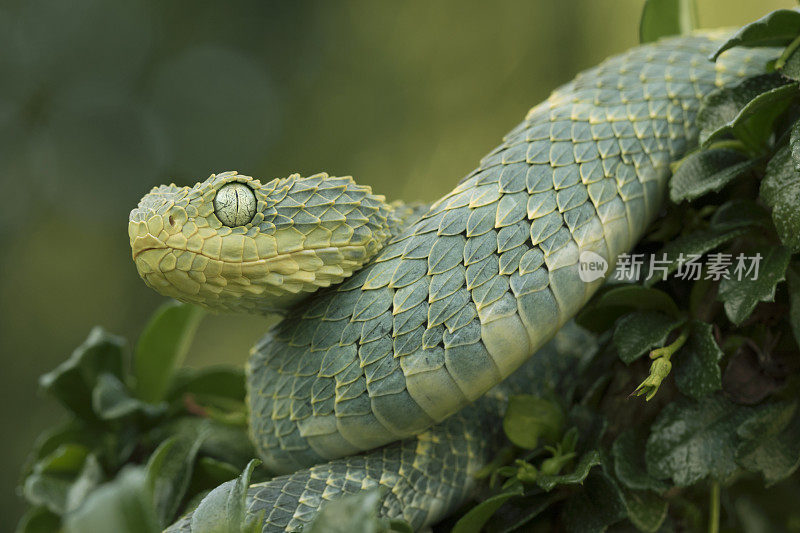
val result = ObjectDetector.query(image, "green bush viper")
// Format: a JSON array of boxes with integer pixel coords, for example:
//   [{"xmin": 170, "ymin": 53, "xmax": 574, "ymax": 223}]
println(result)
[{"xmin": 128, "ymin": 32, "xmax": 774, "ymax": 531}]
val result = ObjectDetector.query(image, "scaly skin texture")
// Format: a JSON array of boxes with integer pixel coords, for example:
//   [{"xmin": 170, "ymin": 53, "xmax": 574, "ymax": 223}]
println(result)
[
  {"xmin": 246, "ymin": 33, "xmax": 772, "ymax": 471},
  {"xmin": 130, "ymin": 32, "xmax": 776, "ymax": 531},
  {"xmin": 166, "ymin": 324, "xmax": 595, "ymax": 532}
]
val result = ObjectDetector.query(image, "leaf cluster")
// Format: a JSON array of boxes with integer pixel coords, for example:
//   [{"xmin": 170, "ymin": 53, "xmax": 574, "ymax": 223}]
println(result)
[{"xmin": 17, "ymin": 302, "xmax": 262, "ymax": 533}]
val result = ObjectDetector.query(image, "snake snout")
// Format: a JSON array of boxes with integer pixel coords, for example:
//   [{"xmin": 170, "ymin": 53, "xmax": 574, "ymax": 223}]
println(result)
[
  {"xmin": 128, "ymin": 182, "xmax": 198, "ymax": 300},
  {"xmin": 130, "ymin": 232, "xmax": 167, "ymax": 259}
]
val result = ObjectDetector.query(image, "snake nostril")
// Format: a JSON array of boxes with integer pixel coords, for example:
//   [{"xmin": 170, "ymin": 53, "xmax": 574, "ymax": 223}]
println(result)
[{"xmin": 168, "ymin": 215, "xmax": 175, "ymax": 226}]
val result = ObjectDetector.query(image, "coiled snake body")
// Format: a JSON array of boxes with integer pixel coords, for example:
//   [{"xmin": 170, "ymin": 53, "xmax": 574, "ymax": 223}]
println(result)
[{"xmin": 129, "ymin": 33, "xmax": 773, "ymax": 531}]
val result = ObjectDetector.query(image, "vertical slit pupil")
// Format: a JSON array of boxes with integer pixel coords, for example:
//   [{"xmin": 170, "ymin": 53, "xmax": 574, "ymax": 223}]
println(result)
[{"xmin": 235, "ymin": 187, "xmax": 242, "ymax": 225}]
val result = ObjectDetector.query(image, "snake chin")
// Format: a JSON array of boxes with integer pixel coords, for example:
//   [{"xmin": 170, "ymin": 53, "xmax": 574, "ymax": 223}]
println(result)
[{"xmin": 129, "ymin": 171, "xmax": 401, "ymax": 314}]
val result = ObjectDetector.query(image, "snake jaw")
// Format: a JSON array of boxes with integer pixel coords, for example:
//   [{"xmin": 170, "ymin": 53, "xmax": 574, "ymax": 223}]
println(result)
[
  {"xmin": 130, "ymin": 233, "xmax": 167, "ymax": 259},
  {"xmin": 129, "ymin": 171, "xmax": 401, "ymax": 314}
]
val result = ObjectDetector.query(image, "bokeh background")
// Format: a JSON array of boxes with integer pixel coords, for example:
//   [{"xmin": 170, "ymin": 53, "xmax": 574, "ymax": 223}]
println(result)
[{"xmin": 0, "ymin": 0, "xmax": 791, "ymax": 526}]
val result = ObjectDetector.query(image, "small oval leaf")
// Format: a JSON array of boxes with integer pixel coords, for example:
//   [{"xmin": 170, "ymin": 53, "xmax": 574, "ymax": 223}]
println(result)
[
  {"xmin": 502, "ymin": 395, "xmax": 565, "ymax": 449},
  {"xmin": 134, "ymin": 301, "xmax": 204, "ymax": 403},
  {"xmin": 712, "ymin": 9, "xmax": 800, "ymax": 60},
  {"xmin": 670, "ymin": 149, "xmax": 757, "ymax": 203}
]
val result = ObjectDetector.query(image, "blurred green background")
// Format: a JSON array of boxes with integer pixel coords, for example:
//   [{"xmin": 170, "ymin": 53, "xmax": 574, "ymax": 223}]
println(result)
[{"xmin": 0, "ymin": 0, "xmax": 790, "ymax": 525}]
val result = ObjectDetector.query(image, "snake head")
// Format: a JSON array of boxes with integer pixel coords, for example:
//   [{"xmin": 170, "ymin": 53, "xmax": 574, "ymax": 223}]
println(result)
[{"xmin": 129, "ymin": 171, "xmax": 398, "ymax": 313}]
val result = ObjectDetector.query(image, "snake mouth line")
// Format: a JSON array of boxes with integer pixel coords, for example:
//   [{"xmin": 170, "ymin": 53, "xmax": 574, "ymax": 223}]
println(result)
[
  {"xmin": 132, "ymin": 237, "xmax": 366, "ymax": 270},
  {"xmin": 131, "ymin": 246, "xmax": 167, "ymax": 260}
]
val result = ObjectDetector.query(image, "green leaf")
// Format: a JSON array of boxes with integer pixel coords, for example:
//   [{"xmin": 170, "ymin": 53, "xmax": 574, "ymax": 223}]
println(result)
[
  {"xmin": 787, "ymin": 262, "xmax": 800, "ymax": 348},
  {"xmin": 167, "ymin": 366, "xmax": 247, "ymax": 402},
  {"xmin": 669, "ymin": 149, "xmax": 758, "ymax": 203},
  {"xmin": 17, "ymin": 507, "xmax": 61, "ymax": 533},
  {"xmin": 306, "ymin": 489, "xmax": 386, "ymax": 533},
  {"xmin": 189, "ymin": 458, "xmax": 262, "ymax": 533},
  {"xmin": 696, "ymin": 74, "xmax": 796, "ymax": 149},
  {"xmin": 145, "ymin": 424, "xmax": 209, "ymax": 527},
  {"xmin": 777, "ymin": 38, "xmax": 800, "ymax": 81},
  {"xmin": 645, "ymin": 395, "xmax": 750, "ymax": 486},
  {"xmin": 381, "ymin": 518, "xmax": 413, "ymax": 533},
  {"xmin": 23, "ymin": 472, "xmax": 71, "ymax": 515},
  {"xmin": 25, "ymin": 421, "xmax": 94, "ymax": 471},
  {"xmin": 594, "ymin": 286, "xmax": 679, "ymax": 316},
  {"xmin": 189, "ymin": 396, "xmax": 248, "ymax": 427},
  {"xmin": 34, "ymin": 444, "xmax": 89, "ymax": 476},
  {"xmin": 791, "ymin": 114, "xmax": 800, "ymax": 171},
  {"xmin": 235, "ymin": 460, "xmax": 263, "ymax": 533},
  {"xmin": 717, "ymin": 246, "xmax": 790, "ymax": 325},
  {"xmin": 481, "ymin": 493, "xmax": 559, "ymax": 533},
  {"xmin": 621, "ymin": 488, "xmax": 668, "ymax": 533},
  {"xmin": 39, "ymin": 327, "xmax": 126, "ymax": 421},
  {"xmin": 63, "ymin": 467, "xmax": 160, "ymax": 533},
  {"xmin": 689, "ymin": 277, "xmax": 716, "ymax": 319},
  {"xmin": 577, "ymin": 285, "xmax": 680, "ymax": 332},
  {"xmin": 167, "ymin": 367, "xmax": 249, "ymax": 426},
  {"xmin": 761, "ymin": 142, "xmax": 800, "ymax": 252},
  {"xmin": 197, "ymin": 423, "xmax": 257, "ymax": 469},
  {"xmin": 612, "ymin": 429, "xmax": 669, "ymax": 493},
  {"xmin": 736, "ymin": 401, "xmax": 800, "ymax": 485},
  {"xmin": 639, "ymin": 0, "xmax": 697, "ymax": 44},
  {"xmin": 711, "ymin": 9, "xmax": 800, "ymax": 60},
  {"xmin": 643, "ymin": 226, "xmax": 749, "ymax": 287},
  {"xmin": 92, "ymin": 373, "xmax": 165, "ymax": 420},
  {"xmin": 451, "ymin": 486, "xmax": 524, "ymax": 533},
  {"xmin": 731, "ymin": 496, "xmax": 781, "ymax": 533},
  {"xmin": 64, "ymin": 454, "xmax": 104, "ymax": 513},
  {"xmin": 196, "ymin": 457, "xmax": 241, "ymax": 485},
  {"xmin": 613, "ymin": 311, "xmax": 685, "ymax": 364},
  {"xmin": 152, "ymin": 417, "xmax": 256, "ymax": 471},
  {"xmin": 762, "ymin": 144, "xmax": 795, "ymax": 205},
  {"xmin": 709, "ymin": 199, "xmax": 770, "ymax": 231},
  {"xmin": 673, "ymin": 321, "xmax": 723, "ymax": 400},
  {"xmin": 535, "ymin": 450, "xmax": 602, "ymax": 492},
  {"xmin": 502, "ymin": 395, "xmax": 565, "ymax": 449},
  {"xmin": 134, "ymin": 301, "xmax": 204, "ymax": 403},
  {"xmin": 187, "ymin": 481, "xmax": 235, "ymax": 532},
  {"xmin": 23, "ymin": 448, "xmax": 103, "ymax": 515},
  {"xmin": 562, "ymin": 470, "xmax": 627, "ymax": 533}
]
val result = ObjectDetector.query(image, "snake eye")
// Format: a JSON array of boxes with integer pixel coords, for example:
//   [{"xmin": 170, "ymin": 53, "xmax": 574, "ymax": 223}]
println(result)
[{"xmin": 214, "ymin": 183, "xmax": 257, "ymax": 227}]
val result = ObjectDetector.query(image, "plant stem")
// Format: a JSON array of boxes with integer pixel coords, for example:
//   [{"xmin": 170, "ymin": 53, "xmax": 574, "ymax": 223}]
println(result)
[
  {"xmin": 709, "ymin": 480, "xmax": 720, "ymax": 533},
  {"xmin": 776, "ymin": 33, "xmax": 800, "ymax": 70},
  {"xmin": 650, "ymin": 329, "xmax": 689, "ymax": 360},
  {"xmin": 706, "ymin": 139, "xmax": 747, "ymax": 153}
]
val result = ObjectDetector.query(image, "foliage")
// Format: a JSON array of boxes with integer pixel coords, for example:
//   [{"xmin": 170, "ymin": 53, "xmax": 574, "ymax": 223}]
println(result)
[
  {"xmin": 16, "ymin": 4, "xmax": 800, "ymax": 533},
  {"xmin": 639, "ymin": 0, "xmax": 698, "ymax": 44},
  {"xmin": 18, "ymin": 302, "xmax": 261, "ymax": 532},
  {"xmin": 189, "ymin": 460, "xmax": 265, "ymax": 533}
]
